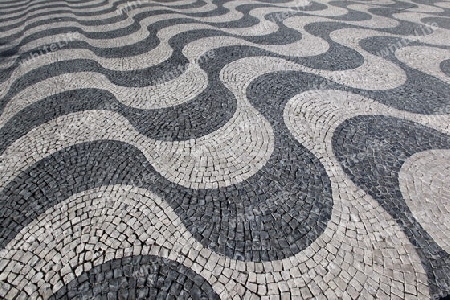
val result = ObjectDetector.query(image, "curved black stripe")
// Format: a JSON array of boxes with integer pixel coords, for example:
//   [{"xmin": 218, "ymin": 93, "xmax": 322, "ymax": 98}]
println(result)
[
  {"xmin": 441, "ymin": 59, "xmax": 450, "ymax": 77},
  {"xmin": 50, "ymin": 255, "xmax": 219, "ymax": 299}
]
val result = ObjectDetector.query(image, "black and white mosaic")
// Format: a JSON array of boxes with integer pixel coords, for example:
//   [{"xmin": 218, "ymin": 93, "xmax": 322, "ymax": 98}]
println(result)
[{"xmin": 1, "ymin": 0, "xmax": 449, "ymax": 299}]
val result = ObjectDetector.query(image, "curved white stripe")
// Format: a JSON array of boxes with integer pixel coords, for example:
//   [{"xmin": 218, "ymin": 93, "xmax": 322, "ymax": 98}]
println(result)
[
  {"xmin": 399, "ymin": 150, "xmax": 450, "ymax": 254},
  {"xmin": 404, "ymin": 3, "xmax": 445, "ymax": 13},
  {"xmin": 0, "ymin": 105, "xmax": 274, "ymax": 190}
]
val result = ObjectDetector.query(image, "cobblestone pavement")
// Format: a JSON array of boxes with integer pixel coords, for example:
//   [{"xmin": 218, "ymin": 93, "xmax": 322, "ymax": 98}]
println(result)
[{"xmin": 0, "ymin": 0, "xmax": 449, "ymax": 299}]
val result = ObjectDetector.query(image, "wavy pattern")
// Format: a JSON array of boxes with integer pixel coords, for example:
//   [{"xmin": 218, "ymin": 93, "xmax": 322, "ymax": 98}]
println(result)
[{"xmin": 1, "ymin": 0, "xmax": 450, "ymax": 299}]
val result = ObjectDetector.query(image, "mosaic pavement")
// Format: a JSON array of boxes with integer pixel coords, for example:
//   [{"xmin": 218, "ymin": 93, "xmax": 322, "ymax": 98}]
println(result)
[{"xmin": 0, "ymin": 0, "xmax": 449, "ymax": 299}]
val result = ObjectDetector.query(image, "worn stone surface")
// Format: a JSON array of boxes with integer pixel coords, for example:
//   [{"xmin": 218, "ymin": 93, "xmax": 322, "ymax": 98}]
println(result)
[{"xmin": 0, "ymin": 0, "xmax": 449, "ymax": 299}]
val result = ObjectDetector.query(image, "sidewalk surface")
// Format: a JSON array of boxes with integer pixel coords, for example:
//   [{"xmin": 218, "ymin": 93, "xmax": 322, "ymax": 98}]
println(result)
[{"xmin": 0, "ymin": 0, "xmax": 449, "ymax": 299}]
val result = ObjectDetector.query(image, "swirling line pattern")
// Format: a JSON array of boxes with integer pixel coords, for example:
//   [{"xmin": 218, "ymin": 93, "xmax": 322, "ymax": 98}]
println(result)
[{"xmin": 0, "ymin": 0, "xmax": 449, "ymax": 299}]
